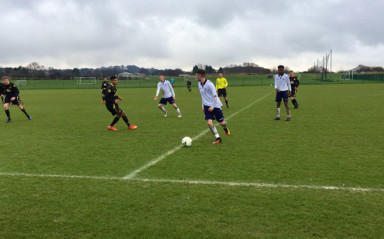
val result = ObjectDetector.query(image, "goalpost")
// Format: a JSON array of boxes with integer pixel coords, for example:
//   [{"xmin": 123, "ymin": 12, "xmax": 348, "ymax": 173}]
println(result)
[
  {"xmin": 16, "ymin": 80, "xmax": 27, "ymax": 86},
  {"xmin": 76, "ymin": 77, "xmax": 97, "ymax": 85}
]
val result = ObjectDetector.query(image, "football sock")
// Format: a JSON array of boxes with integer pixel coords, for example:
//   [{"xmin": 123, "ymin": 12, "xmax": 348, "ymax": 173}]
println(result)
[
  {"xmin": 110, "ymin": 117, "xmax": 120, "ymax": 126},
  {"xmin": 122, "ymin": 115, "xmax": 130, "ymax": 126},
  {"xmin": 221, "ymin": 123, "xmax": 228, "ymax": 131},
  {"xmin": 276, "ymin": 107, "xmax": 280, "ymax": 118},
  {"xmin": 21, "ymin": 108, "xmax": 30, "ymax": 118},
  {"xmin": 225, "ymin": 100, "xmax": 228, "ymax": 107},
  {"xmin": 286, "ymin": 107, "xmax": 291, "ymax": 117},
  {"xmin": 292, "ymin": 99, "xmax": 297, "ymax": 106},
  {"xmin": 176, "ymin": 107, "xmax": 181, "ymax": 115},
  {"xmin": 160, "ymin": 106, "xmax": 167, "ymax": 113},
  {"xmin": 210, "ymin": 126, "xmax": 220, "ymax": 138},
  {"xmin": 5, "ymin": 110, "xmax": 10, "ymax": 119}
]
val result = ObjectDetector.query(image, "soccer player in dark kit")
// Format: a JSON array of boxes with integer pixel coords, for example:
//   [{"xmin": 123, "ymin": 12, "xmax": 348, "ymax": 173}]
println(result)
[
  {"xmin": 2, "ymin": 76, "xmax": 32, "ymax": 123},
  {"xmin": 100, "ymin": 76, "xmax": 109, "ymax": 104},
  {"xmin": 105, "ymin": 76, "xmax": 138, "ymax": 131},
  {"xmin": 289, "ymin": 70, "xmax": 300, "ymax": 109}
]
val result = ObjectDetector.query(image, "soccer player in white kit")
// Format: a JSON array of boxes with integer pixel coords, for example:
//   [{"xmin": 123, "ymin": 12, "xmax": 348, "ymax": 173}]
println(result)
[
  {"xmin": 274, "ymin": 65, "xmax": 292, "ymax": 121},
  {"xmin": 154, "ymin": 74, "xmax": 182, "ymax": 118},
  {"xmin": 196, "ymin": 69, "xmax": 230, "ymax": 144}
]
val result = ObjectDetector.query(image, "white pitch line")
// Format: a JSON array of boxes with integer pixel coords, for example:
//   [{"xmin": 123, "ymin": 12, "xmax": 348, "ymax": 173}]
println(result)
[
  {"xmin": 1, "ymin": 172, "xmax": 383, "ymax": 192},
  {"xmin": 123, "ymin": 91, "xmax": 273, "ymax": 179}
]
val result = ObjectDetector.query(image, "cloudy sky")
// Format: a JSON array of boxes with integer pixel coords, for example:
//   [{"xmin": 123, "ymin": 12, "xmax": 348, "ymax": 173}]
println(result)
[{"xmin": 1, "ymin": 0, "xmax": 383, "ymax": 72}]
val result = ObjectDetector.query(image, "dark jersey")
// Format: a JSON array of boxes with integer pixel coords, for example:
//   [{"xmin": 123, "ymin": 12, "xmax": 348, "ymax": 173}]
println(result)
[
  {"xmin": 101, "ymin": 81, "xmax": 109, "ymax": 92},
  {"xmin": 3, "ymin": 83, "xmax": 19, "ymax": 99},
  {"xmin": 104, "ymin": 84, "xmax": 119, "ymax": 102},
  {"xmin": 289, "ymin": 76, "xmax": 300, "ymax": 90},
  {"xmin": 0, "ymin": 83, "xmax": 5, "ymax": 95}
]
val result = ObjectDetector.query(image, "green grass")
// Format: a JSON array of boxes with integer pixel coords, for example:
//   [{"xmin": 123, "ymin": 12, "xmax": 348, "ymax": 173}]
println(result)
[
  {"xmin": 0, "ymin": 84, "xmax": 383, "ymax": 238},
  {"xmin": 15, "ymin": 73, "xmax": 384, "ymax": 90}
]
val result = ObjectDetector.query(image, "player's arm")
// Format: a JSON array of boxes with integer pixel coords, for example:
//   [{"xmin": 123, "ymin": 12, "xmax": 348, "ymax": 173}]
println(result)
[
  {"xmin": 209, "ymin": 84, "xmax": 218, "ymax": 111},
  {"xmin": 274, "ymin": 76, "xmax": 279, "ymax": 92},
  {"xmin": 215, "ymin": 79, "xmax": 219, "ymax": 91},
  {"xmin": 10, "ymin": 85, "xmax": 19, "ymax": 101},
  {"xmin": 287, "ymin": 76, "xmax": 292, "ymax": 92},
  {"xmin": 224, "ymin": 78, "xmax": 228, "ymax": 88},
  {"xmin": 154, "ymin": 83, "xmax": 160, "ymax": 100}
]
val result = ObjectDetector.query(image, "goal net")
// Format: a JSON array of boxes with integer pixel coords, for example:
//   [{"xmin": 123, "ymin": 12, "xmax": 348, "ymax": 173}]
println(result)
[
  {"xmin": 76, "ymin": 77, "xmax": 97, "ymax": 85},
  {"xmin": 16, "ymin": 80, "xmax": 27, "ymax": 86}
]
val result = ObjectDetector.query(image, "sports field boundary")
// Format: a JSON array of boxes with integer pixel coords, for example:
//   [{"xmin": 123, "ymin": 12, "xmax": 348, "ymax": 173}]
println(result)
[
  {"xmin": 0, "ymin": 172, "xmax": 383, "ymax": 192},
  {"xmin": 123, "ymin": 91, "xmax": 274, "ymax": 179}
]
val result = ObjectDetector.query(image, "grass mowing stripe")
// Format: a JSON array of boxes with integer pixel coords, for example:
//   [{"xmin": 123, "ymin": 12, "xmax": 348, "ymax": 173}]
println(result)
[
  {"xmin": 123, "ymin": 91, "xmax": 274, "ymax": 179},
  {"xmin": 1, "ymin": 172, "xmax": 383, "ymax": 192}
]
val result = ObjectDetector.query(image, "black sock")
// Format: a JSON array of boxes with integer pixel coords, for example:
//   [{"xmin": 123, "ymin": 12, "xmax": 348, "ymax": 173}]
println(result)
[
  {"xmin": 122, "ymin": 115, "xmax": 130, "ymax": 126},
  {"xmin": 292, "ymin": 99, "xmax": 297, "ymax": 106},
  {"xmin": 21, "ymin": 108, "xmax": 30, "ymax": 118},
  {"xmin": 5, "ymin": 110, "xmax": 10, "ymax": 119},
  {"xmin": 225, "ymin": 100, "xmax": 228, "ymax": 107},
  {"xmin": 110, "ymin": 117, "xmax": 120, "ymax": 126}
]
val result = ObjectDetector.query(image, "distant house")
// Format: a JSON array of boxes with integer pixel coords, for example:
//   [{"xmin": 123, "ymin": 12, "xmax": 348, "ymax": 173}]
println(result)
[
  {"xmin": 136, "ymin": 73, "xmax": 146, "ymax": 77},
  {"xmin": 118, "ymin": 72, "xmax": 135, "ymax": 78}
]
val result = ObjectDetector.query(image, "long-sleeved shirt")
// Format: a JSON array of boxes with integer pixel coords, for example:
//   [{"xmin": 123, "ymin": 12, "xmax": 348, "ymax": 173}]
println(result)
[
  {"xmin": 2, "ymin": 83, "xmax": 19, "ymax": 99},
  {"xmin": 156, "ymin": 80, "xmax": 175, "ymax": 98},
  {"xmin": 104, "ymin": 84, "xmax": 119, "ymax": 102},
  {"xmin": 215, "ymin": 77, "xmax": 228, "ymax": 90},
  {"xmin": 198, "ymin": 79, "xmax": 222, "ymax": 108},
  {"xmin": 274, "ymin": 74, "xmax": 292, "ymax": 92}
]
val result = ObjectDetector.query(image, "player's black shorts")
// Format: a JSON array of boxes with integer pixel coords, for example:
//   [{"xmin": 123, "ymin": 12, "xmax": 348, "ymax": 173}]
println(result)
[
  {"xmin": 275, "ymin": 91, "xmax": 289, "ymax": 103},
  {"xmin": 159, "ymin": 97, "xmax": 175, "ymax": 105},
  {"xmin": 106, "ymin": 101, "xmax": 123, "ymax": 116},
  {"xmin": 203, "ymin": 105, "xmax": 225, "ymax": 123},
  {"xmin": 217, "ymin": 88, "xmax": 227, "ymax": 97},
  {"xmin": 4, "ymin": 96, "xmax": 21, "ymax": 105}
]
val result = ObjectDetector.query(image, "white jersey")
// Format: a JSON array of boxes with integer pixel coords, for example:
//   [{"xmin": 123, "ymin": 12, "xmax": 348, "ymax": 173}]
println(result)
[
  {"xmin": 198, "ymin": 79, "xmax": 222, "ymax": 108},
  {"xmin": 156, "ymin": 80, "xmax": 175, "ymax": 98},
  {"xmin": 274, "ymin": 73, "xmax": 292, "ymax": 92}
]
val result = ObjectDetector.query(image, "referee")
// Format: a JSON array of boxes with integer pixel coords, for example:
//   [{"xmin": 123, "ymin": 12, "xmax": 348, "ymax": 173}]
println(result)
[{"xmin": 215, "ymin": 72, "xmax": 229, "ymax": 108}]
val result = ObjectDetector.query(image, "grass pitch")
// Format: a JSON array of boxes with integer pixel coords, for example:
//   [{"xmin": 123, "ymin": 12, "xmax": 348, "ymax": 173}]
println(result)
[{"xmin": 0, "ymin": 83, "xmax": 383, "ymax": 238}]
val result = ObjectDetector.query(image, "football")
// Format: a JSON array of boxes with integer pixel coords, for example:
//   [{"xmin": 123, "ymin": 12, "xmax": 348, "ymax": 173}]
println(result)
[{"xmin": 182, "ymin": 137, "xmax": 192, "ymax": 147}]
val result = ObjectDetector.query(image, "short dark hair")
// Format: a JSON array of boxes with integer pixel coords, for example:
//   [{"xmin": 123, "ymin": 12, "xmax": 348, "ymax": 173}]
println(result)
[
  {"xmin": 278, "ymin": 65, "xmax": 284, "ymax": 69},
  {"xmin": 110, "ymin": 76, "xmax": 117, "ymax": 80},
  {"xmin": 196, "ymin": 69, "xmax": 206, "ymax": 76}
]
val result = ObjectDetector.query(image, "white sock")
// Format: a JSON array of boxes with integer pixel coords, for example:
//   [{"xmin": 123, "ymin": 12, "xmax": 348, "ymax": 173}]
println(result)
[
  {"xmin": 176, "ymin": 107, "xmax": 181, "ymax": 115},
  {"xmin": 210, "ymin": 126, "xmax": 220, "ymax": 138},
  {"xmin": 277, "ymin": 107, "xmax": 281, "ymax": 117},
  {"xmin": 160, "ymin": 106, "xmax": 167, "ymax": 113}
]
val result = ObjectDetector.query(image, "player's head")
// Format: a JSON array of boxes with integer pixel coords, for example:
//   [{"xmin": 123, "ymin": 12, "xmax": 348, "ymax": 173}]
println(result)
[
  {"xmin": 2, "ymin": 76, "xmax": 10, "ymax": 85},
  {"xmin": 110, "ymin": 76, "xmax": 118, "ymax": 85},
  {"xmin": 103, "ymin": 76, "xmax": 108, "ymax": 81},
  {"xmin": 277, "ymin": 65, "xmax": 284, "ymax": 75},
  {"xmin": 218, "ymin": 72, "xmax": 223, "ymax": 78},
  {"xmin": 195, "ymin": 69, "xmax": 206, "ymax": 81},
  {"xmin": 289, "ymin": 70, "xmax": 294, "ymax": 77},
  {"xmin": 159, "ymin": 74, "xmax": 165, "ymax": 82}
]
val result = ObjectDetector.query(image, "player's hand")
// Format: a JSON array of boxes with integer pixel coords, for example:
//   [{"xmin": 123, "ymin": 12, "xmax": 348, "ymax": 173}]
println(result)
[
  {"xmin": 276, "ymin": 89, "xmax": 280, "ymax": 93},
  {"xmin": 10, "ymin": 97, "xmax": 15, "ymax": 101},
  {"xmin": 118, "ymin": 97, "xmax": 123, "ymax": 101},
  {"xmin": 202, "ymin": 108, "xmax": 205, "ymax": 113},
  {"xmin": 173, "ymin": 97, "xmax": 175, "ymax": 100},
  {"xmin": 154, "ymin": 96, "xmax": 158, "ymax": 100},
  {"xmin": 208, "ymin": 107, "xmax": 214, "ymax": 112},
  {"xmin": 295, "ymin": 87, "xmax": 298, "ymax": 91},
  {"xmin": 114, "ymin": 100, "xmax": 119, "ymax": 104}
]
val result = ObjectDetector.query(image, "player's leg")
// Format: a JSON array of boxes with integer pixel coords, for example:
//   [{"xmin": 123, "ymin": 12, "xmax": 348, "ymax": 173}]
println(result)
[
  {"xmin": 107, "ymin": 103, "xmax": 120, "ymax": 130},
  {"xmin": 207, "ymin": 119, "xmax": 222, "ymax": 144},
  {"xmin": 274, "ymin": 92, "xmax": 282, "ymax": 120},
  {"xmin": 171, "ymin": 102, "xmax": 181, "ymax": 117},
  {"xmin": 223, "ymin": 90, "xmax": 229, "ymax": 108},
  {"xmin": 16, "ymin": 99, "xmax": 32, "ymax": 120},
  {"xmin": 291, "ymin": 94, "xmax": 299, "ymax": 109},
  {"xmin": 119, "ymin": 111, "xmax": 138, "ymax": 130},
  {"xmin": 158, "ymin": 102, "xmax": 168, "ymax": 117},
  {"xmin": 4, "ymin": 102, "xmax": 11, "ymax": 122},
  {"xmin": 214, "ymin": 108, "xmax": 230, "ymax": 136},
  {"xmin": 283, "ymin": 93, "xmax": 291, "ymax": 121}
]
